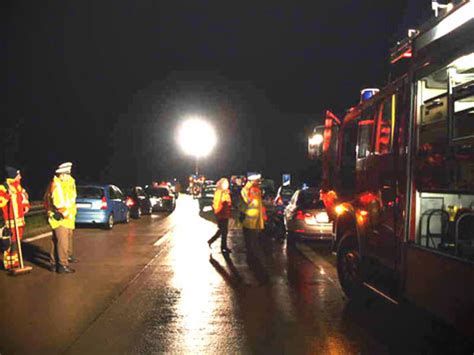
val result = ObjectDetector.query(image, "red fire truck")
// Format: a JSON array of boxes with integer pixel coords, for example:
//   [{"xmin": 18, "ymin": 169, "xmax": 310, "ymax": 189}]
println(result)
[{"xmin": 319, "ymin": 0, "xmax": 474, "ymax": 334}]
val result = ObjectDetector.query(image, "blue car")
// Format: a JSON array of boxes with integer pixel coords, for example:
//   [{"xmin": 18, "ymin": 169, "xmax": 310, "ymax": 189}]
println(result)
[{"xmin": 75, "ymin": 184, "xmax": 130, "ymax": 229}]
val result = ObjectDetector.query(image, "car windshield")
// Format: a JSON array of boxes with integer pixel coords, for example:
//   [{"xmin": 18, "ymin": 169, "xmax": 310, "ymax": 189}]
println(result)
[
  {"xmin": 77, "ymin": 186, "xmax": 104, "ymax": 199},
  {"xmin": 280, "ymin": 187, "xmax": 295, "ymax": 197},
  {"xmin": 298, "ymin": 191, "xmax": 324, "ymax": 209},
  {"xmin": 147, "ymin": 188, "xmax": 169, "ymax": 197}
]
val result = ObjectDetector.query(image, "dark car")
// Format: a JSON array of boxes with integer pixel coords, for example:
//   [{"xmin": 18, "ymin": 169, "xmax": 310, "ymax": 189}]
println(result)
[
  {"xmin": 123, "ymin": 186, "xmax": 153, "ymax": 218},
  {"xmin": 284, "ymin": 188, "xmax": 332, "ymax": 243},
  {"xmin": 146, "ymin": 186, "xmax": 176, "ymax": 212},
  {"xmin": 198, "ymin": 185, "xmax": 216, "ymax": 212}
]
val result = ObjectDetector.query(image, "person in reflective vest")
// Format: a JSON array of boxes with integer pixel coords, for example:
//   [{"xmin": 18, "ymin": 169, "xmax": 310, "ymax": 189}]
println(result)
[
  {"xmin": 0, "ymin": 167, "xmax": 30, "ymax": 270},
  {"xmin": 207, "ymin": 177, "xmax": 232, "ymax": 254},
  {"xmin": 59, "ymin": 162, "xmax": 77, "ymax": 263},
  {"xmin": 241, "ymin": 175, "xmax": 265, "ymax": 231},
  {"xmin": 46, "ymin": 164, "xmax": 76, "ymax": 273}
]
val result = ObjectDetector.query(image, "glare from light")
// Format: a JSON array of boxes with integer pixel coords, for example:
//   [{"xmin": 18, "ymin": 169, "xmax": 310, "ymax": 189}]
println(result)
[
  {"xmin": 450, "ymin": 52, "xmax": 474, "ymax": 72},
  {"xmin": 309, "ymin": 133, "xmax": 324, "ymax": 146},
  {"xmin": 178, "ymin": 117, "xmax": 217, "ymax": 158},
  {"xmin": 335, "ymin": 204, "xmax": 346, "ymax": 215}
]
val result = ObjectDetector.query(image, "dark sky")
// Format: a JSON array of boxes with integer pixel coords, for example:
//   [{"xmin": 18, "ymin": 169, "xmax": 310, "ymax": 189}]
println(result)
[{"xmin": 3, "ymin": 1, "xmax": 431, "ymax": 197}]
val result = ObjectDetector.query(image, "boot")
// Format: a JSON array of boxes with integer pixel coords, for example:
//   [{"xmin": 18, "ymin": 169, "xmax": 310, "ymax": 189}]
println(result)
[{"xmin": 57, "ymin": 265, "xmax": 75, "ymax": 274}]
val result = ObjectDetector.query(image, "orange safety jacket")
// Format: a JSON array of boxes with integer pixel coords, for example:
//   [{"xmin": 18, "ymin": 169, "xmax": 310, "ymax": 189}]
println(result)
[
  {"xmin": 0, "ymin": 179, "xmax": 30, "ymax": 229},
  {"xmin": 213, "ymin": 189, "xmax": 232, "ymax": 219}
]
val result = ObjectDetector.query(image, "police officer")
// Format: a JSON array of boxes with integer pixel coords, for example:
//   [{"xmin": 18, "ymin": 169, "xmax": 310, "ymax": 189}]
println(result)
[{"xmin": 47, "ymin": 164, "xmax": 76, "ymax": 273}]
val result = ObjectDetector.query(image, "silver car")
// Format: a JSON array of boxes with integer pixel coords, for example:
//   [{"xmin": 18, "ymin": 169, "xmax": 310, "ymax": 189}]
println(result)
[{"xmin": 284, "ymin": 188, "xmax": 332, "ymax": 242}]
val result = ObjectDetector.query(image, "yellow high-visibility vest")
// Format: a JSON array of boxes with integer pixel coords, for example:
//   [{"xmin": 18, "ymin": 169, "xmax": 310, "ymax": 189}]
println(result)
[{"xmin": 47, "ymin": 176, "xmax": 76, "ymax": 230}]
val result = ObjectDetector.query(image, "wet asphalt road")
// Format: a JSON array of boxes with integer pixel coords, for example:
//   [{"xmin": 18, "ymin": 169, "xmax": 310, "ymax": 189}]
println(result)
[{"xmin": 0, "ymin": 195, "xmax": 472, "ymax": 354}]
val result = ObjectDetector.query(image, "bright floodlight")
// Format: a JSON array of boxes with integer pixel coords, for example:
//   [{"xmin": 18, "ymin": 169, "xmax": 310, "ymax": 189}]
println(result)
[{"xmin": 178, "ymin": 117, "xmax": 217, "ymax": 158}]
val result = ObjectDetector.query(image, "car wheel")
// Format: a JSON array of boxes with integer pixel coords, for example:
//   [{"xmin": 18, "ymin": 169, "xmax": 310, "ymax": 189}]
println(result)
[
  {"xmin": 337, "ymin": 237, "xmax": 364, "ymax": 299},
  {"xmin": 125, "ymin": 210, "xmax": 131, "ymax": 223},
  {"xmin": 105, "ymin": 214, "xmax": 114, "ymax": 230}
]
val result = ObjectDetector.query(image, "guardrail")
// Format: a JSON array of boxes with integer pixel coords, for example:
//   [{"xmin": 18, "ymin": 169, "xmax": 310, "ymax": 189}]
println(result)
[{"xmin": 0, "ymin": 202, "xmax": 45, "ymax": 223}]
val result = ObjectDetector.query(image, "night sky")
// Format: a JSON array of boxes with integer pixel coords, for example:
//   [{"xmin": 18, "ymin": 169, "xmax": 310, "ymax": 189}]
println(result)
[{"xmin": 3, "ymin": 1, "xmax": 432, "ymax": 198}]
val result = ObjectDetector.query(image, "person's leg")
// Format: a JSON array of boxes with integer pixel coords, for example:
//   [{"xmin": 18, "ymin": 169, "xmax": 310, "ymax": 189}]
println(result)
[
  {"xmin": 67, "ymin": 228, "xmax": 73, "ymax": 258},
  {"xmin": 55, "ymin": 227, "xmax": 69, "ymax": 267},
  {"xmin": 208, "ymin": 224, "xmax": 222, "ymax": 246},
  {"xmin": 49, "ymin": 230, "xmax": 58, "ymax": 267},
  {"xmin": 220, "ymin": 219, "xmax": 229, "ymax": 250}
]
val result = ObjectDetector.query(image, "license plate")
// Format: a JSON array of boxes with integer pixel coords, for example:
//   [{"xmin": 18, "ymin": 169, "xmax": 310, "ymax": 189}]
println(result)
[
  {"xmin": 77, "ymin": 203, "xmax": 91, "ymax": 208},
  {"xmin": 305, "ymin": 216, "xmax": 317, "ymax": 225}
]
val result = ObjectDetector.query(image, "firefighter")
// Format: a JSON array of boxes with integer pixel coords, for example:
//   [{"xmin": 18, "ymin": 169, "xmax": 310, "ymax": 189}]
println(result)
[
  {"xmin": 0, "ymin": 167, "xmax": 30, "ymax": 271},
  {"xmin": 47, "ymin": 164, "xmax": 76, "ymax": 273},
  {"xmin": 207, "ymin": 177, "xmax": 232, "ymax": 254}
]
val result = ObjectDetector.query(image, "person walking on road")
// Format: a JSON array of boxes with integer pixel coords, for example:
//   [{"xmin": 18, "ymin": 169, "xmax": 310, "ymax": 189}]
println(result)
[
  {"xmin": 208, "ymin": 177, "xmax": 232, "ymax": 254},
  {"xmin": 46, "ymin": 163, "xmax": 77, "ymax": 273},
  {"xmin": 0, "ymin": 167, "xmax": 30, "ymax": 271}
]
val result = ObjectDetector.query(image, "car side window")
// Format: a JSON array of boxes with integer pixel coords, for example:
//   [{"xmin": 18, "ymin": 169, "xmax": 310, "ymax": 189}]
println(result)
[
  {"xmin": 108, "ymin": 187, "xmax": 116, "ymax": 199},
  {"xmin": 114, "ymin": 186, "xmax": 124, "ymax": 199},
  {"xmin": 357, "ymin": 108, "xmax": 375, "ymax": 158},
  {"xmin": 375, "ymin": 95, "xmax": 394, "ymax": 154}
]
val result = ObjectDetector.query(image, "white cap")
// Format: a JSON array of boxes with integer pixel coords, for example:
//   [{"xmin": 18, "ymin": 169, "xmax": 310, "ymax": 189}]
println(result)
[
  {"xmin": 56, "ymin": 162, "xmax": 72, "ymax": 174},
  {"xmin": 247, "ymin": 174, "xmax": 261, "ymax": 181},
  {"xmin": 55, "ymin": 167, "xmax": 70, "ymax": 174},
  {"xmin": 59, "ymin": 162, "xmax": 73, "ymax": 169}
]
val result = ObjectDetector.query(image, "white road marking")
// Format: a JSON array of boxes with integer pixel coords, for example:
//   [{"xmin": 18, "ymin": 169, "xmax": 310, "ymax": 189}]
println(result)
[
  {"xmin": 23, "ymin": 231, "xmax": 52, "ymax": 243},
  {"xmin": 153, "ymin": 229, "xmax": 173, "ymax": 247}
]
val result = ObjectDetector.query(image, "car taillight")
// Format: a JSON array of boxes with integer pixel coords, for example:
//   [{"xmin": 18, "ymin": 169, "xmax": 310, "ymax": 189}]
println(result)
[
  {"xmin": 126, "ymin": 197, "xmax": 134, "ymax": 207},
  {"xmin": 100, "ymin": 197, "xmax": 108, "ymax": 210},
  {"xmin": 162, "ymin": 196, "xmax": 172, "ymax": 200},
  {"xmin": 296, "ymin": 210, "xmax": 312, "ymax": 220}
]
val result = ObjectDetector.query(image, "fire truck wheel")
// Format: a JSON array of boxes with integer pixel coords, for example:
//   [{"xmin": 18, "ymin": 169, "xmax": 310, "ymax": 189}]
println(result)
[{"xmin": 337, "ymin": 237, "xmax": 364, "ymax": 299}]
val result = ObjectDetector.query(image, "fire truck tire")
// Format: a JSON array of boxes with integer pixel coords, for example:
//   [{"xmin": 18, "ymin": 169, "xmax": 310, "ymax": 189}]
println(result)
[{"xmin": 337, "ymin": 237, "xmax": 364, "ymax": 299}]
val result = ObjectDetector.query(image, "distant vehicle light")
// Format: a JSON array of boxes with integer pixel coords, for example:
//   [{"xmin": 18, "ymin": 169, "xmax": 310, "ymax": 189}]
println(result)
[
  {"xmin": 126, "ymin": 197, "xmax": 134, "ymax": 207},
  {"xmin": 335, "ymin": 204, "xmax": 346, "ymax": 215},
  {"xmin": 309, "ymin": 133, "xmax": 324, "ymax": 146},
  {"xmin": 162, "ymin": 196, "xmax": 172, "ymax": 200}
]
